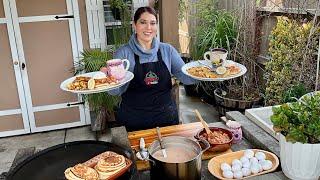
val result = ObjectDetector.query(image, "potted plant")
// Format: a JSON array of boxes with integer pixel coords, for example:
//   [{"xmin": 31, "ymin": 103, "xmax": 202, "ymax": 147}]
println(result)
[
  {"xmin": 109, "ymin": 0, "xmax": 129, "ymax": 21},
  {"xmin": 73, "ymin": 5, "xmax": 132, "ymax": 131},
  {"xmin": 271, "ymin": 93, "xmax": 320, "ymax": 180},
  {"xmin": 188, "ymin": 0, "xmax": 245, "ymax": 106},
  {"xmin": 74, "ymin": 49, "xmax": 120, "ymax": 131}
]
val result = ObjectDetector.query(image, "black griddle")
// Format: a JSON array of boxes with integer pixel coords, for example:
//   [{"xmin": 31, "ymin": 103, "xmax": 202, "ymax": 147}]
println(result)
[{"xmin": 6, "ymin": 140, "xmax": 136, "ymax": 180}]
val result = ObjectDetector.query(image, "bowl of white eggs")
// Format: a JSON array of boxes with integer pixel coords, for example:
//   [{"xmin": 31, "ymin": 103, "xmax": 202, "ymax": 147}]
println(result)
[{"xmin": 208, "ymin": 149, "xmax": 279, "ymax": 179}]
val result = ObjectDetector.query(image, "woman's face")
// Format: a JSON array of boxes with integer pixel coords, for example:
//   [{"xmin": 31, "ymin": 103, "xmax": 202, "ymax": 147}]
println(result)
[{"xmin": 134, "ymin": 12, "xmax": 157, "ymax": 44}]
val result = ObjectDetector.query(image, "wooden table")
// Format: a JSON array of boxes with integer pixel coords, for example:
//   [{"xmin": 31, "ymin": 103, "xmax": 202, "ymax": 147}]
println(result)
[
  {"xmin": 5, "ymin": 111, "xmax": 289, "ymax": 180},
  {"xmin": 113, "ymin": 111, "xmax": 288, "ymax": 180},
  {"xmin": 110, "ymin": 112, "xmax": 289, "ymax": 180}
]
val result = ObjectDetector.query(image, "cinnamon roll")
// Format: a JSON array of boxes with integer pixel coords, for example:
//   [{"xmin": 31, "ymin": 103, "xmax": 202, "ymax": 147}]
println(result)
[
  {"xmin": 64, "ymin": 163, "xmax": 99, "ymax": 180},
  {"xmin": 94, "ymin": 153, "xmax": 126, "ymax": 179}
]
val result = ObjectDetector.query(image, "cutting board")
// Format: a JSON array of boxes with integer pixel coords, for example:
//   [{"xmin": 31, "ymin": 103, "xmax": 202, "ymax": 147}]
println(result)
[{"xmin": 127, "ymin": 122, "xmax": 232, "ymax": 171}]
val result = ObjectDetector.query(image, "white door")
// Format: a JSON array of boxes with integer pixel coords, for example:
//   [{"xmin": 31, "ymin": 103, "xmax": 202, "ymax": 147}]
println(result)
[
  {"xmin": 0, "ymin": 0, "xmax": 89, "ymax": 135},
  {"xmin": 0, "ymin": 0, "xmax": 30, "ymax": 137}
]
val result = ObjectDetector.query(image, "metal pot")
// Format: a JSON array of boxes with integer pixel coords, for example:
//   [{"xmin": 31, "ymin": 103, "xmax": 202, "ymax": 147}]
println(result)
[{"xmin": 147, "ymin": 136, "xmax": 210, "ymax": 180}]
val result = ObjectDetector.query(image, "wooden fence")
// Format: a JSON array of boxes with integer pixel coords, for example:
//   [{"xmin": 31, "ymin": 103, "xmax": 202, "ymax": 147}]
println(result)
[{"xmin": 215, "ymin": 0, "xmax": 319, "ymax": 63}]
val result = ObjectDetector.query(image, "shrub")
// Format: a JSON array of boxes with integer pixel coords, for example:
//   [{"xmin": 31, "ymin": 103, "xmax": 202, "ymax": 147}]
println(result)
[{"xmin": 271, "ymin": 93, "xmax": 320, "ymax": 144}]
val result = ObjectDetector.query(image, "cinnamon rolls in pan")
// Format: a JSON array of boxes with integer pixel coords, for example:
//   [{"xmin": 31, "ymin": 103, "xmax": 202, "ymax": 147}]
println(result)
[
  {"xmin": 94, "ymin": 152, "xmax": 126, "ymax": 179},
  {"xmin": 65, "ymin": 151, "xmax": 128, "ymax": 180}
]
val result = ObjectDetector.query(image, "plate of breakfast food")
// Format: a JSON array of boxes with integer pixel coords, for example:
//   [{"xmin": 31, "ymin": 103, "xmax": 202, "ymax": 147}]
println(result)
[
  {"xmin": 181, "ymin": 60, "xmax": 247, "ymax": 81},
  {"xmin": 65, "ymin": 151, "xmax": 132, "ymax": 180},
  {"xmin": 208, "ymin": 149, "xmax": 279, "ymax": 179},
  {"xmin": 60, "ymin": 71, "xmax": 134, "ymax": 94}
]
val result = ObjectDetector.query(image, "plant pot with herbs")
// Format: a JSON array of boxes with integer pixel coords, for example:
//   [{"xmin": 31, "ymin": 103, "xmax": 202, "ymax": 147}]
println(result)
[{"xmin": 271, "ymin": 93, "xmax": 320, "ymax": 180}]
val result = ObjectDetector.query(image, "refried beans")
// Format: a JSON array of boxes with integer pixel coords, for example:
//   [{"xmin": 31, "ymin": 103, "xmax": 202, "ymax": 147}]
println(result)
[{"xmin": 200, "ymin": 130, "xmax": 230, "ymax": 144}]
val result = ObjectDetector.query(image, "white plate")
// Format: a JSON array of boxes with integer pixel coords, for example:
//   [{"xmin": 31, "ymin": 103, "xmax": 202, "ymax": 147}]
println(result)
[
  {"xmin": 60, "ymin": 71, "xmax": 134, "ymax": 94},
  {"xmin": 181, "ymin": 60, "xmax": 247, "ymax": 81}
]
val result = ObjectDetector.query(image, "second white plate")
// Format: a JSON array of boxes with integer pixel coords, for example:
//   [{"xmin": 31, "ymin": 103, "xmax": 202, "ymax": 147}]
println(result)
[{"xmin": 181, "ymin": 60, "xmax": 247, "ymax": 81}]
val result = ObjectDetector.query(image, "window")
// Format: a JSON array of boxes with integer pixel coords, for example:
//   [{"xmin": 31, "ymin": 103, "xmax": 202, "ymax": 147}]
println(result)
[{"xmin": 103, "ymin": 0, "xmax": 133, "ymax": 45}]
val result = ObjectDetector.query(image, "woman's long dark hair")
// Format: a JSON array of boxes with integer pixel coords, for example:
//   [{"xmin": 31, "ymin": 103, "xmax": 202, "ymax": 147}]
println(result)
[{"xmin": 133, "ymin": 6, "xmax": 157, "ymax": 23}]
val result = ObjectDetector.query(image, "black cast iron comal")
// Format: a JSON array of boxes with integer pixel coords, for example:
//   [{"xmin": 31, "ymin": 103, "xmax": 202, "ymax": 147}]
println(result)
[{"xmin": 6, "ymin": 141, "xmax": 136, "ymax": 180}]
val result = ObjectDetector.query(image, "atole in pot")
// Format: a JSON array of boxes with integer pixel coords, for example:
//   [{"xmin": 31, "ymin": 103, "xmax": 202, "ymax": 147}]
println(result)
[{"xmin": 147, "ymin": 136, "xmax": 210, "ymax": 180}]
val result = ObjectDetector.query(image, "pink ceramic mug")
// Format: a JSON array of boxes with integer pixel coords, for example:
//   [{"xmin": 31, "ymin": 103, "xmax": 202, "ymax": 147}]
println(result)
[
  {"xmin": 226, "ymin": 121, "xmax": 242, "ymax": 144},
  {"xmin": 106, "ymin": 59, "xmax": 130, "ymax": 80}
]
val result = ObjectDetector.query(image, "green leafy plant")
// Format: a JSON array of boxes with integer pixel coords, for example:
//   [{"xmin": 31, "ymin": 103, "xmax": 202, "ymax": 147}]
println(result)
[
  {"xmin": 109, "ymin": 0, "xmax": 131, "ymax": 21},
  {"xmin": 178, "ymin": 0, "xmax": 187, "ymax": 22},
  {"xmin": 271, "ymin": 93, "xmax": 320, "ymax": 144},
  {"xmin": 74, "ymin": 49, "xmax": 120, "ymax": 130},
  {"xmin": 265, "ymin": 17, "xmax": 320, "ymax": 105},
  {"xmin": 190, "ymin": 0, "xmax": 237, "ymax": 60},
  {"xmin": 282, "ymin": 83, "xmax": 307, "ymax": 103},
  {"xmin": 73, "ymin": 1, "xmax": 132, "ymax": 130},
  {"xmin": 187, "ymin": 0, "xmax": 238, "ymax": 102},
  {"xmin": 75, "ymin": 49, "xmax": 121, "ymax": 113},
  {"xmin": 109, "ymin": 0, "xmax": 126, "ymax": 9}
]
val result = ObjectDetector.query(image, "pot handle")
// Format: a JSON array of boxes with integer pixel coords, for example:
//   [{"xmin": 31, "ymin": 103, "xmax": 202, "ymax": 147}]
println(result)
[
  {"xmin": 137, "ymin": 151, "xmax": 156, "ymax": 165},
  {"xmin": 197, "ymin": 139, "xmax": 210, "ymax": 153},
  {"xmin": 146, "ymin": 158, "xmax": 156, "ymax": 166}
]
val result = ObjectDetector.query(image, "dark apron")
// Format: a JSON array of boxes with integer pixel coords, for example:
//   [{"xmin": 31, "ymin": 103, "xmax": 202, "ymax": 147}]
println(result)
[{"xmin": 117, "ymin": 50, "xmax": 179, "ymax": 131}]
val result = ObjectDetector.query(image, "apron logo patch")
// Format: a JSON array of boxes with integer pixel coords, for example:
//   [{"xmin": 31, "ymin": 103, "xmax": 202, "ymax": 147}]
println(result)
[{"xmin": 144, "ymin": 71, "xmax": 159, "ymax": 85}]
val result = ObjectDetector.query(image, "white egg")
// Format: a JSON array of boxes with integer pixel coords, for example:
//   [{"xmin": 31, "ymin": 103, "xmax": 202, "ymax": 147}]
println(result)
[
  {"xmin": 244, "ymin": 149, "xmax": 254, "ymax": 158},
  {"xmin": 232, "ymin": 159, "xmax": 242, "ymax": 167},
  {"xmin": 250, "ymin": 163, "xmax": 260, "ymax": 174},
  {"xmin": 258, "ymin": 159, "xmax": 266, "ymax": 165},
  {"xmin": 255, "ymin": 152, "xmax": 266, "ymax": 161},
  {"xmin": 233, "ymin": 170, "xmax": 243, "ymax": 179},
  {"xmin": 220, "ymin": 162, "xmax": 232, "ymax": 171},
  {"xmin": 242, "ymin": 167, "xmax": 251, "ymax": 176},
  {"xmin": 261, "ymin": 160, "xmax": 273, "ymax": 170},
  {"xmin": 240, "ymin": 156, "xmax": 249, "ymax": 164},
  {"xmin": 242, "ymin": 161, "xmax": 250, "ymax": 168},
  {"xmin": 258, "ymin": 163, "xmax": 263, "ymax": 172},
  {"xmin": 232, "ymin": 164, "xmax": 242, "ymax": 172},
  {"xmin": 249, "ymin": 157, "xmax": 258, "ymax": 164},
  {"xmin": 223, "ymin": 170, "xmax": 233, "ymax": 179}
]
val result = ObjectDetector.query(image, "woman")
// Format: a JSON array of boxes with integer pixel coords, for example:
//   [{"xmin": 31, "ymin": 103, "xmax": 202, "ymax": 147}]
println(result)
[{"xmin": 109, "ymin": 6, "xmax": 196, "ymax": 131}]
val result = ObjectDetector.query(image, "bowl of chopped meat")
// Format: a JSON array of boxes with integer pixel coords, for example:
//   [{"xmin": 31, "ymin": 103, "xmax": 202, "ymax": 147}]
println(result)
[{"xmin": 194, "ymin": 127, "xmax": 233, "ymax": 152}]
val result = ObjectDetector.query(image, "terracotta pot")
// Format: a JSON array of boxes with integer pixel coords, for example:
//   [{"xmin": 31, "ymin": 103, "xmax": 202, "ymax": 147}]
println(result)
[{"xmin": 194, "ymin": 127, "xmax": 233, "ymax": 152}]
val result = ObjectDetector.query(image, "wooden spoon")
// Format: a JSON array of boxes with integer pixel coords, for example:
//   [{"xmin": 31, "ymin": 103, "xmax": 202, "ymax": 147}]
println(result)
[{"xmin": 194, "ymin": 109, "xmax": 212, "ymax": 135}]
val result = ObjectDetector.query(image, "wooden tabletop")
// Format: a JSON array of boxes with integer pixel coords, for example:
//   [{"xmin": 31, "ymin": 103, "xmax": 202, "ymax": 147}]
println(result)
[{"xmin": 109, "ymin": 112, "xmax": 289, "ymax": 180}]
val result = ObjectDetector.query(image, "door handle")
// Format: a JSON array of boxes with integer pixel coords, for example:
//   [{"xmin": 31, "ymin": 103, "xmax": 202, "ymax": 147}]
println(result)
[
  {"xmin": 55, "ymin": 15, "xmax": 74, "ymax": 19},
  {"xmin": 67, "ymin": 102, "xmax": 85, "ymax": 107},
  {"xmin": 21, "ymin": 63, "xmax": 26, "ymax": 70}
]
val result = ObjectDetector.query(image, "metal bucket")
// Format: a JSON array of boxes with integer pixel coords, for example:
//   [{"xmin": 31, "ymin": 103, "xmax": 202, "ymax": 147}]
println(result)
[{"xmin": 148, "ymin": 136, "xmax": 209, "ymax": 180}]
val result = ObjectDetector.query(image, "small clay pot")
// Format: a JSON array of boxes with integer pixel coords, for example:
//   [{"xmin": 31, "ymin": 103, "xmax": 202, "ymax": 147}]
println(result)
[{"xmin": 194, "ymin": 127, "xmax": 233, "ymax": 152}]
